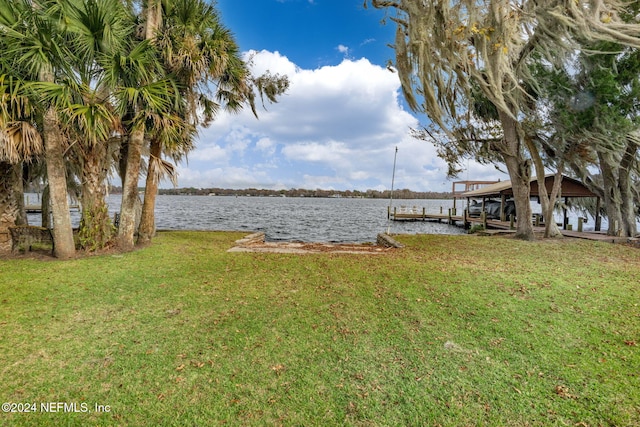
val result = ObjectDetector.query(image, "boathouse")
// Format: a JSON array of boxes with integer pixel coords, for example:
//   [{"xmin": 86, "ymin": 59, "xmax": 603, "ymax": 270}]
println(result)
[{"xmin": 461, "ymin": 174, "xmax": 600, "ymax": 230}]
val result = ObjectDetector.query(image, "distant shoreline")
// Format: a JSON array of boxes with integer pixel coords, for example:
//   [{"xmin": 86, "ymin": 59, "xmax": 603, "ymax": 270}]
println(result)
[{"xmin": 105, "ymin": 186, "xmax": 454, "ymax": 200}]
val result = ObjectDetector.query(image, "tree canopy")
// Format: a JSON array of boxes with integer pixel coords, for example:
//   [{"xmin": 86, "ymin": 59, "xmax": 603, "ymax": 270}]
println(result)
[{"xmin": 368, "ymin": 0, "xmax": 640, "ymax": 239}]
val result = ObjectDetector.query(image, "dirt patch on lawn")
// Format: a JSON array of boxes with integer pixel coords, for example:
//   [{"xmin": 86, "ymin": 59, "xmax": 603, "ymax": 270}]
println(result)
[
  {"xmin": 229, "ymin": 241, "xmax": 393, "ymax": 254},
  {"xmin": 228, "ymin": 232, "xmax": 398, "ymax": 254}
]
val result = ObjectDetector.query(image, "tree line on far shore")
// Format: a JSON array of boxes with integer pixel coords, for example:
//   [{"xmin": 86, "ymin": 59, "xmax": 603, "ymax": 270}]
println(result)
[{"xmin": 105, "ymin": 187, "xmax": 453, "ymax": 199}]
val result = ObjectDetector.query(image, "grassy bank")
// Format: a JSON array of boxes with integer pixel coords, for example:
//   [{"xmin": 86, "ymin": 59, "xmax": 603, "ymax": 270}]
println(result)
[{"xmin": 0, "ymin": 231, "xmax": 638, "ymax": 426}]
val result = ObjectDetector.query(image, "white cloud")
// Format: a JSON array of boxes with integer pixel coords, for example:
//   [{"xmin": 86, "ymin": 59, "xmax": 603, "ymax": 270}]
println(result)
[
  {"xmin": 172, "ymin": 50, "xmax": 504, "ymax": 191},
  {"xmin": 337, "ymin": 44, "xmax": 350, "ymax": 56},
  {"xmin": 189, "ymin": 144, "xmax": 228, "ymax": 163},
  {"xmin": 255, "ymin": 137, "xmax": 276, "ymax": 155}
]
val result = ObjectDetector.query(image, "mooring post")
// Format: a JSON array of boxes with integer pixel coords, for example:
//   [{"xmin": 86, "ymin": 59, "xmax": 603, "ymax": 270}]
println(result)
[{"xmin": 422, "ymin": 207, "xmax": 426, "ymax": 220}]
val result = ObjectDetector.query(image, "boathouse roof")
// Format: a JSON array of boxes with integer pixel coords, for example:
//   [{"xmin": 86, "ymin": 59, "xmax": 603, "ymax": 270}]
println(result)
[{"xmin": 461, "ymin": 175, "xmax": 596, "ymax": 198}]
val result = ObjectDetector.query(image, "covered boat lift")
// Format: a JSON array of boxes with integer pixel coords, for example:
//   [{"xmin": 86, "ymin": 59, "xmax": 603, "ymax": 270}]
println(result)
[{"xmin": 459, "ymin": 175, "xmax": 601, "ymax": 231}]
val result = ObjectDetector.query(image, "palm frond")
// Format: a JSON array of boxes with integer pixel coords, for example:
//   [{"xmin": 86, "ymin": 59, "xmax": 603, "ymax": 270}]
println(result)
[
  {"xmin": 148, "ymin": 154, "xmax": 178, "ymax": 187},
  {"xmin": 0, "ymin": 120, "xmax": 43, "ymax": 163}
]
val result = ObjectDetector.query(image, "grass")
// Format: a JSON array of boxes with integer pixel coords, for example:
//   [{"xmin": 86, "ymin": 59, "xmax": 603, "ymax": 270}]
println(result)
[{"xmin": 0, "ymin": 231, "xmax": 638, "ymax": 426}]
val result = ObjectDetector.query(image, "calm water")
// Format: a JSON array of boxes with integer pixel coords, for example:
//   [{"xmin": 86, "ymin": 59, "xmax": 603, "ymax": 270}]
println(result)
[
  {"xmin": 148, "ymin": 196, "xmax": 464, "ymax": 243},
  {"xmin": 27, "ymin": 195, "xmax": 464, "ymax": 243},
  {"xmin": 27, "ymin": 194, "xmax": 620, "ymax": 243}
]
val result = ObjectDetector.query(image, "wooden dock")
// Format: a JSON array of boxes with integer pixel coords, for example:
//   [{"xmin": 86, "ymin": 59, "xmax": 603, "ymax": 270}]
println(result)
[
  {"xmin": 388, "ymin": 205, "xmax": 637, "ymax": 244},
  {"xmin": 388, "ymin": 206, "xmax": 465, "ymax": 224},
  {"xmin": 25, "ymin": 204, "xmax": 80, "ymax": 214}
]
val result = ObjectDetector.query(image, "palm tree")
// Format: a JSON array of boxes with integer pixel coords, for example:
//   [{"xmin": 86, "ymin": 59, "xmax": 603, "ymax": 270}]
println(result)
[
  {"xmin": 0, "ymin": 0, "xmax": 77, "ymax": 257},
  {"xmin": 59, "ymin": 0, "xmax": 132, "ymax": 249},
  {"xmin": 0, "ymin": 76, "xmax": 44, "ymax": 253},
  {"xmin": 136, "ymin": 0, "xmax": 289, "ymax": 244},
  {"xmin": 103, "ymin": 39, "xmax": 176, "ymax": 251},
  {"xmin": 137, "ymin": 0, "xmax": 251, "ymax": 243}
]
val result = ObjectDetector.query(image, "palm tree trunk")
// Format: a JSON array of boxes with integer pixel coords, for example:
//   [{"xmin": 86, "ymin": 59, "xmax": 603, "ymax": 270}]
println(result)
[
  {"xmin": 137, "ymin": 138, "xmax": 161, "ymax": 244},
  {"xmin": 0, "ymin": 162, "xmax": 18, "ymax": 253},
  {"xmin": 117, "ymin": 127, "xmax": 144, "ymax": 251},
  {"xmin": 78, "ymin": 143, "xmax": 113, "ymax": 250},
  {"xmin": 43, "ymin": 106, "xmax": 76, "ymax": 258},
  {"xmin": 12, "ymin": 163, "xmax": 27, "ymax": 226},
  {"xmin": 143, "ymin": 0, "xmax": 162, "ymax": 40},
  {"xmin": 133, "ymin": 0, "xmax": 162, "ymax": 246},
  {"xmin": 41, "ymin": 186, "xmax": 52, "ymax": 229},
  {"xmin": 39, "ymin": 63, "xmax": 75, "ymax": 258},
  {"xmin": 499, "ymin": 112, "xmax": 535, "ymax": 240}
]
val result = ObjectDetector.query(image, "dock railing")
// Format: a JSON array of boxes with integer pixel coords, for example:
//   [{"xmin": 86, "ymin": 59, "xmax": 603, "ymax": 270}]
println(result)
[{"xmin": 388, "ymin": 205, "xmax": 466, "ymax": 226}]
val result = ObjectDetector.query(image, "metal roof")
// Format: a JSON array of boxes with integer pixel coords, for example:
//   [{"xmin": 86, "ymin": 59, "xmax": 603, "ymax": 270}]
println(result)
[{"xmin": 461, "ymin": 175, "xmax": 596, "ymax": 198}]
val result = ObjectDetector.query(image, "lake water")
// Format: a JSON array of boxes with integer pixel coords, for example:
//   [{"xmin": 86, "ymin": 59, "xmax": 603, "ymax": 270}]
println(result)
[
  {"xmin": 138, "ymin": 196, "xmax": 465, "ymax": 243},
  {"xmin": 26, "ymin": 194, "xmax": 620, "ymax": 243},
  {"xmin": 27, "ymin": 195, "xmax": 464, "ymax": 243}
]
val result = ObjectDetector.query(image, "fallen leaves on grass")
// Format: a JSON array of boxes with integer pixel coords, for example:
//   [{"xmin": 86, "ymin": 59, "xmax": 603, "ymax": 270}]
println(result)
[
  {"xmin": 554, "ymin": 384, "xmax": 577, "ymax": 399},
  {"xmin": 271, "ymin": 364, "xmax": 285, "ymax": 376}
]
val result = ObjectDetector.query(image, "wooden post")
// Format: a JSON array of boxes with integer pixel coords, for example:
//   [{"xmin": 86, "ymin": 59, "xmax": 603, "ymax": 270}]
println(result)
[
  {"xmin": 595, "ymin": 197, "xmax": 601, "ymax": 232},
  {"xmin": 500, "ymin": 194, "xmax": 506, "ymax": 222},
  {"xmin": 393, "ymin": 207, "xmax": 397, "ymax": 220},
  {"xmin": 578, "ymin": 217, "xmax": 584, "ymax": 232},
  {"xmin": 448, "ymin": 208, "xmax": 452, "ymax": 225},
  {"xmin": 509, "ymin": 214, "xmax": 515, "ymax": 230},
  {"xmin": 464, "ymin": 208, "xmax": 469, "ymax": 229},
  {"xmin": 440, "ymin": 206, "xmax": 443, "ymax": 214},
  {"xmin": 563, "ymin": 196, "xmax": 569, "ymax": 230},
  {"xmin": 387, "ymin": 205, "xmax": 390, "ymax": 219},
  {"xmin": 481, "ymin": 211, "xmax": 487, "ymax": 229},
  {"xmin": 422, "ymin": 207, "xmax": 426, "ymax": 220}
]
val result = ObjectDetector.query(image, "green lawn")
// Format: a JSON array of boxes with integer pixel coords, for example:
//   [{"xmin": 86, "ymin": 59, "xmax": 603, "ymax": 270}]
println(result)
[{"xmin": 0, "ymin": 231, "xmax": 638, "ymax": 426}]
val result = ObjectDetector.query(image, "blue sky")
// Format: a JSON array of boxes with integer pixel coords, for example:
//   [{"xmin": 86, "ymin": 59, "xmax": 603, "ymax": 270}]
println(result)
[
  {"xmin": 170, "ymin": 0, "xmax": 505, "ymax": 192},
  {"xmin": 216, "ymin": 0, "xmax": 395, "ymax": 69}
]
